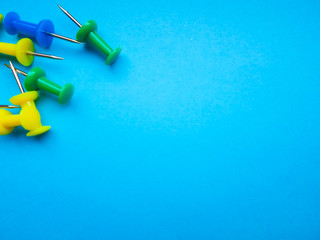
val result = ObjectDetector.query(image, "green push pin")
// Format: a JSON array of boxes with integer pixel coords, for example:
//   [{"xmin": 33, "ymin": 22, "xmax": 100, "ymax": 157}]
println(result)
[
  {"xmin": 58, "ymin": 5, "xmax": 121, "ymax": 65},
  {"xmin": 4, "ymin": 64, "xmax": 74, "ymax": 104}
]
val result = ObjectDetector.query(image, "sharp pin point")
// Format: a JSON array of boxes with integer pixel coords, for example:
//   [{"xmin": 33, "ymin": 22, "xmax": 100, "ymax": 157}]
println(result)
[{"xmin": 57, "ymin": 5, "xmax": 82, "ymax": 28}]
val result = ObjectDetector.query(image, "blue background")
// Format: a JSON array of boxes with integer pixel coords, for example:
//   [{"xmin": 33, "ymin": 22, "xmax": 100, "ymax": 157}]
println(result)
[{"xmin": 1, "ymin": 0, "xmax": 320, "ymax": 239}]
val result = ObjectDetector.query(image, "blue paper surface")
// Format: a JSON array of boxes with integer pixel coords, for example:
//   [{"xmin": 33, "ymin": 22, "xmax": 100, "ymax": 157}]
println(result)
[{"xmin": 0, "ymin": 0, "xmax": 320, "ymax": 239}]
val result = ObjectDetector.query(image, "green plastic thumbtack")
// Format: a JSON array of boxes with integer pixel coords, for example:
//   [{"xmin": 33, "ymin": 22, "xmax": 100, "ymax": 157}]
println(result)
[
  {"xmin": 0, "ymin": 14, "xmax": 3, "ymax": 24},
  {"xmin": 58, "ymin": 5, "xmax": 121, "ymax": 65},
  {"xmin": 4, "ymin": 64, "xmax": 74, "ymax": 104}
]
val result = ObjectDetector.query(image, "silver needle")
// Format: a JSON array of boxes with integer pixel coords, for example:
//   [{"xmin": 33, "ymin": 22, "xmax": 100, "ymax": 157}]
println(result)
[
  {"xmin": 26, "ymin": 51, "xmax": 64, "ymax": 60},
  {"xmin": 45, "ymin": 32, "xmax": 82, "ymax": 44},
  {"xmin": 4, "ymin": 64, "xmax": 28, "ymax": 76},
  {"xmin": 0, "ymin": 105, "xmax": 21, "ymax": 109},
  {"xmin": 9, "ymin": 61, "xmax": 25, "ymax": 93},
  {"xmin": 57, "ymin": 5, "xmax": 82, "ymax": 28}
]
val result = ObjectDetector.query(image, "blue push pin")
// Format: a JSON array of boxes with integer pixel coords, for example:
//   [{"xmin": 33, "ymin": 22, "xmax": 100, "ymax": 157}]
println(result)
[{"xmin": 3, "ymin": 11, "xmax": 81, "ymax": 48}]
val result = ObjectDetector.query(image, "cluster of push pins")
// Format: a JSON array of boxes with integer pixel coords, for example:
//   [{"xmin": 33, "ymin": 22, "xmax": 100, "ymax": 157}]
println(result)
[{"xmin": 0, "ymin": 5, "xmax": 121, "ymax": 137}]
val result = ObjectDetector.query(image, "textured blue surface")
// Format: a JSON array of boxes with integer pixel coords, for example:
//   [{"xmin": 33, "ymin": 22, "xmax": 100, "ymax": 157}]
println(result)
[{"xmin": 1, "ymin": 0, "xmax": 320, "ymax": 239}]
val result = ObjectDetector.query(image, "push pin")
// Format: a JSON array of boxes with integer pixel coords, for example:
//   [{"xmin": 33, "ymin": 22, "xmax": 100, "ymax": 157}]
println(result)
[
  {"xmin": 3, "ymin": 11, "xmax": 81, "ymax": 48},
  {"xmin": 0, "ymin": 13, "xmax": 3, "ymax": 23},
  {"xmin": 58, "ymin": 5, "xmax": 121, "ymax": 65},
  {"xmin": 0, "ymin": 61, "xmax": 51, "ymax": 136},
  {"xmin": 0, "ymin": 38, "xmax": 63, "ymax": 66},
  {"xmin": 4, "ymin": 64, "xmax": 74, "ymax": 104}
]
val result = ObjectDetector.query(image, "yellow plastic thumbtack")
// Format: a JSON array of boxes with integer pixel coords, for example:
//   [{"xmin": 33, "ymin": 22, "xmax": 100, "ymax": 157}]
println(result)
[
  {"xmin": 0, "ymin": 38, "xmax": 63, "ymax": 66},
  {"xmin": 0, "ymin": 61, "xmax": 51, "ymax": 136}
]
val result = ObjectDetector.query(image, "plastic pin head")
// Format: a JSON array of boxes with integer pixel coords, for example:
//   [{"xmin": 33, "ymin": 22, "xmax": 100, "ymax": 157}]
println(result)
[
  {"xmin": 0, "ymin": 13, "xmax": 3, "ymax": 24},
  {"xmin": 16, "ymin": 38, "xmax": 35, "ymax": 66},
  {"xmin": 36, "ymin": 19, "xmax": 55, "ymax": 48}
]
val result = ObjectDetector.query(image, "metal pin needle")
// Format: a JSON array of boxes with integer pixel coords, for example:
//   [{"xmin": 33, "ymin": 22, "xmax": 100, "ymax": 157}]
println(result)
[
  {"xmin": 4, "ymin": 64, "xmax": 28, "ymax": 76},
  {"xmin": 0, "ymin": 105, "xmax": 21, "ymax": 109},
  {"xmin": 26, "ymin": 51, "xmax": 64, "ymax": 60},
  {"xmin": 45, "ymin": 32, "xmax": 82, "ymax": 44},
  {"xmin": 9, "ymin": 61, "xmax": 25, "ymax": 93},
  {"xmin": 57, "ymin": 5, "xmax": 82, "ymax": 28}
]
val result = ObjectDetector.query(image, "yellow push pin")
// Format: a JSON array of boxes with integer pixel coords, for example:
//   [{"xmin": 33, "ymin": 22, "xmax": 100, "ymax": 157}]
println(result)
[
  {"xmin": 0, "ymin": 61, "xmax": 51, "ymax": 136},
  {"xmin": 0, "ymin": 38, "xmax": 63, "ymax": 66}
]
